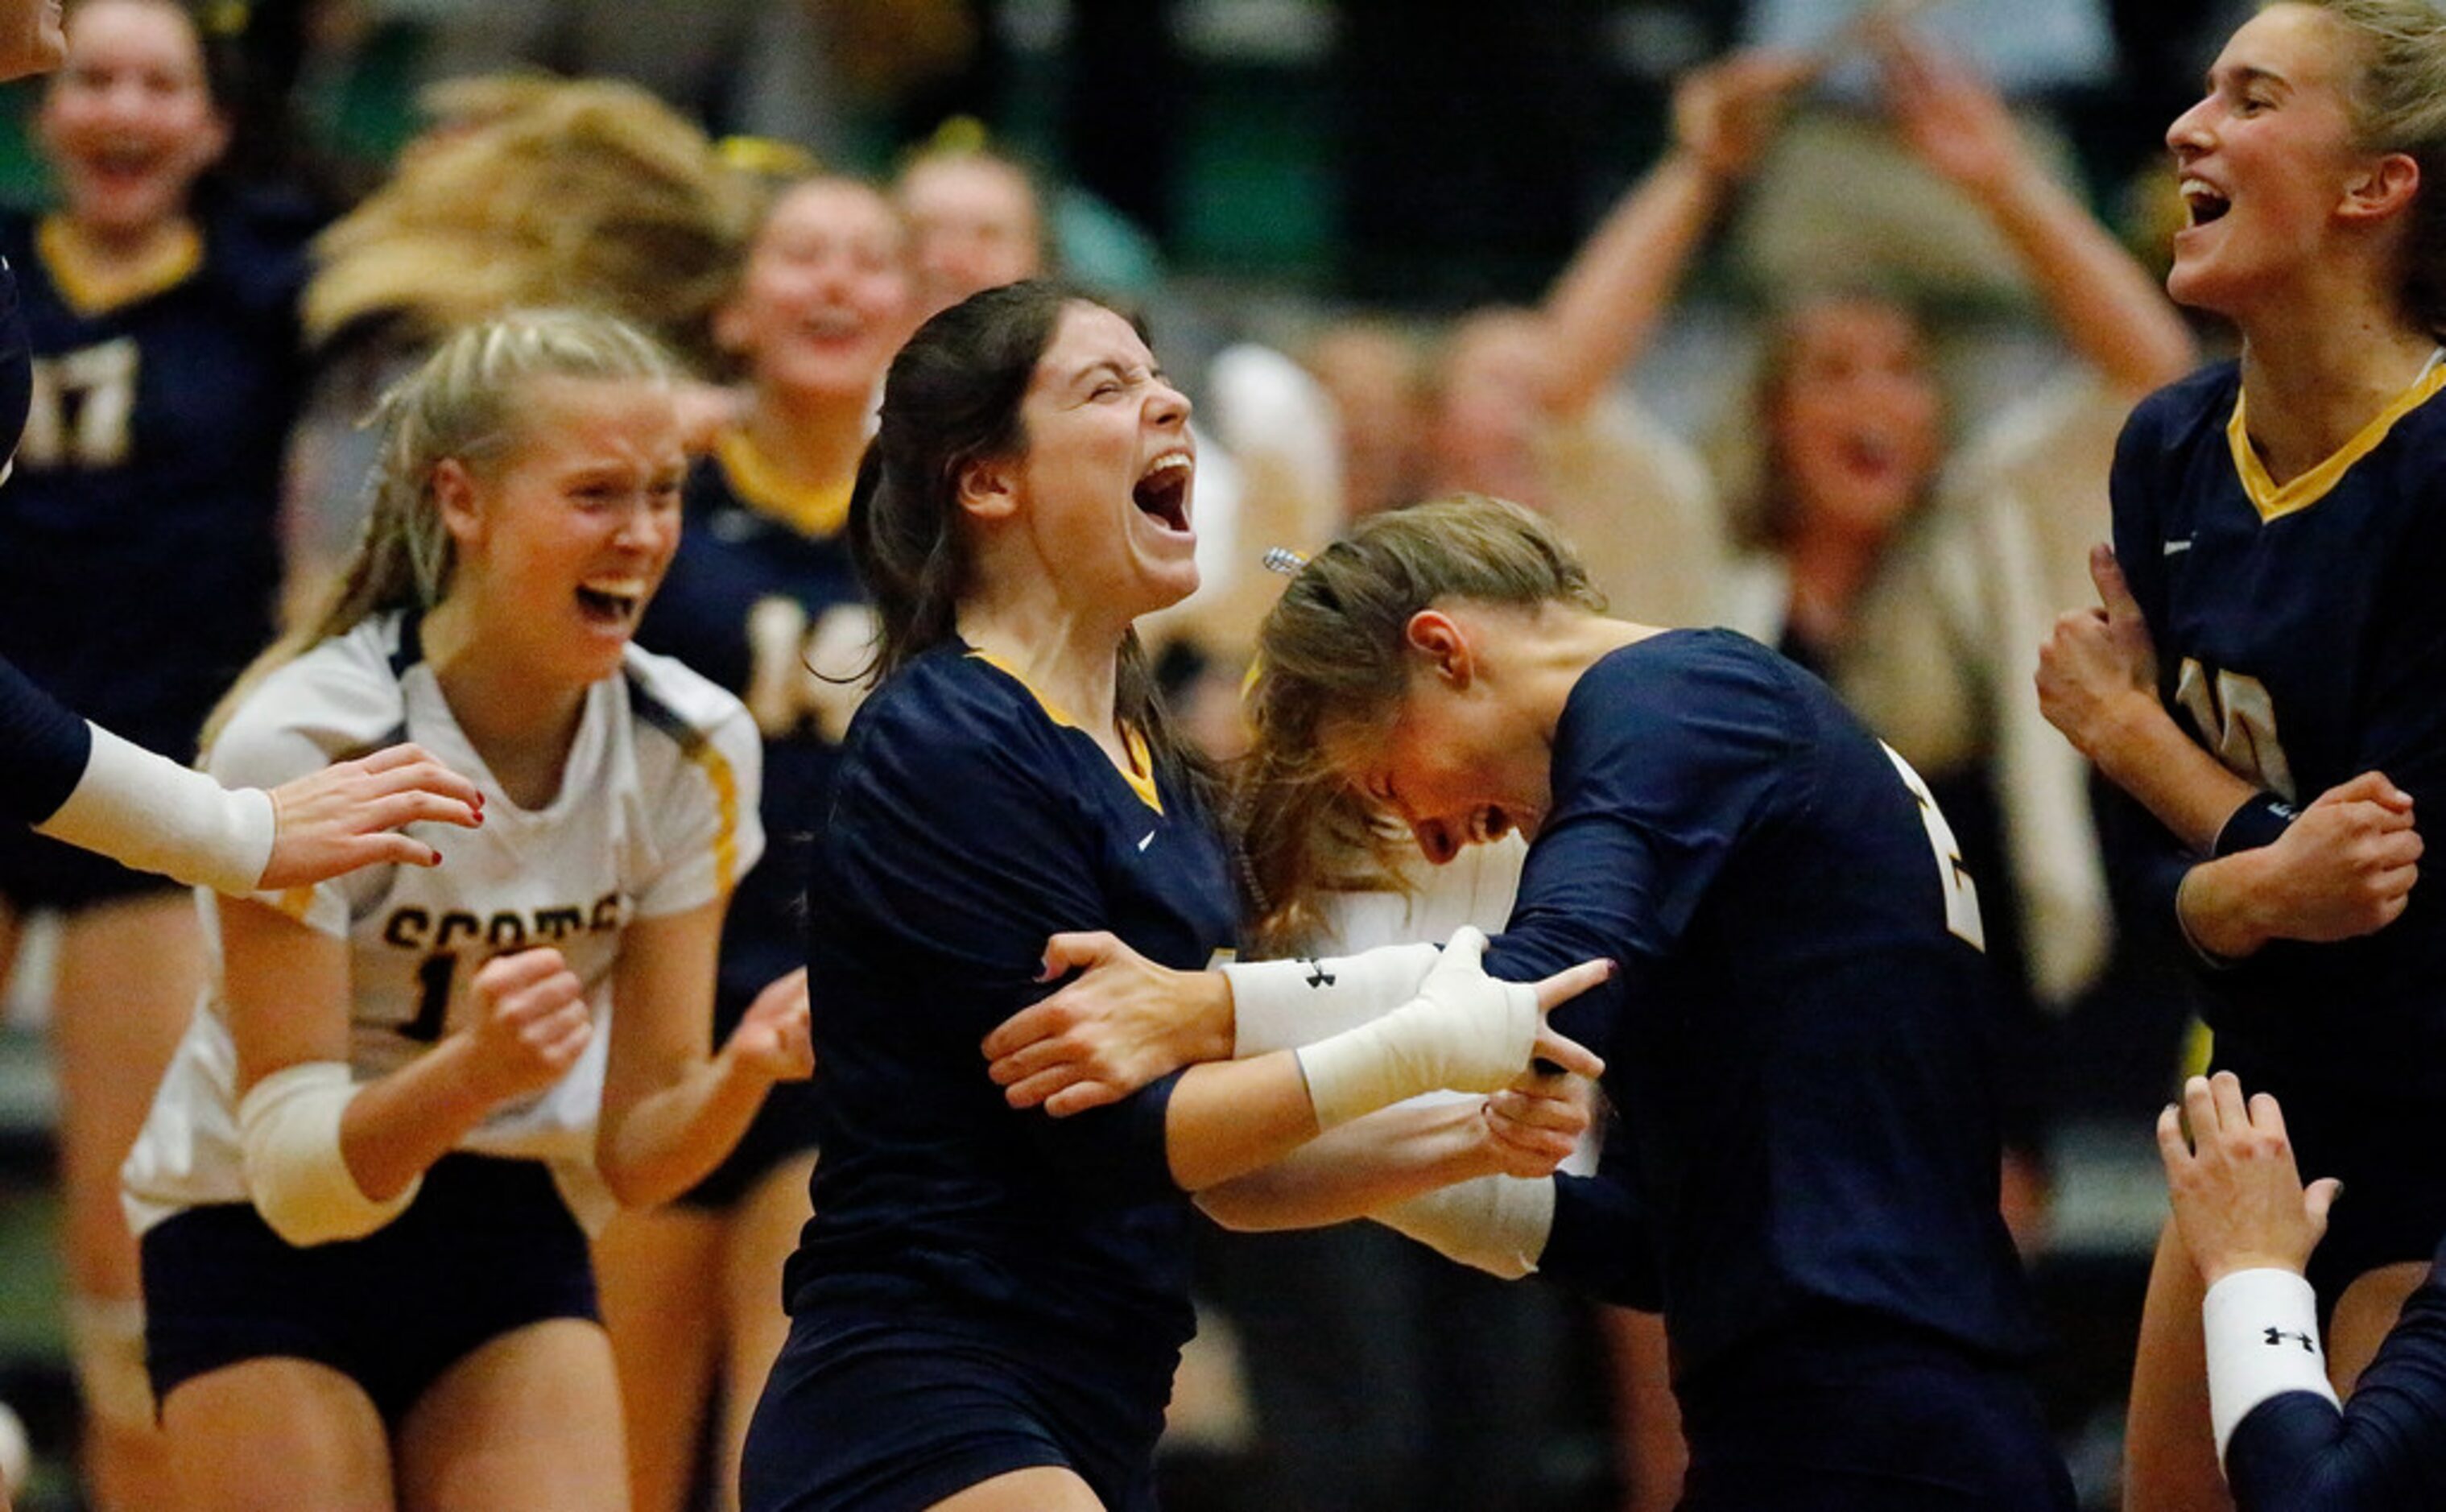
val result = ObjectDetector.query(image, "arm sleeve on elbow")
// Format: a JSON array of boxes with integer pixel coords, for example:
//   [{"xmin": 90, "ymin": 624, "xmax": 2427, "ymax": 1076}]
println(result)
[
  {"xmin": 236, "ymin": 1062, "xmax": 421, "ymax": 1246},
  {"xmin": 1370, "ymin": 1174, "xmax": 1554, "ymax": 1279}
]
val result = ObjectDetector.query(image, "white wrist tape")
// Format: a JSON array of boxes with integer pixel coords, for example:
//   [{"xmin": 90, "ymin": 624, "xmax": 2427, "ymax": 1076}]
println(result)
[
  {"xmin": 2203, "ymin": 1267, "xmax": 2339, "ymax": 1467},
  {"xmin": 1225, "ymin": 942, "xmax": 1441, "ymax": 1056},
  {"xmin": 1295, "ymin": 928, "xmax": 1535, "ymax": 1129},
  {"xmin": 237, "ymin": 1061, "xmax": 421, "ymax": 1246},
  {"xmin": 36, "ymin": 724, "xmax": 275, "ymax": 894},
  {"xmin": 1373, "ymin": 1174, "xmax": 1555, "ymax": 1279}
]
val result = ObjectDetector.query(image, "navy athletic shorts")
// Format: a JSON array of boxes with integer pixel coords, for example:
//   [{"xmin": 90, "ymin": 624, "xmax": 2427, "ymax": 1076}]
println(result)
[
  {"xmin": 2215, "ymin": 1043, "xmax": 2446, "ymax": 1311},
  {"xmin": 1674, "ymin": 1306, "xmax": 2076, "ymax": 1510},
  {"xmin": 740, "ymin": 1305, "xmax": 1163, "ymax": 1512},
  {"xmin": 140, "ymin": 1152, "xmax": 599, "ymax": 1423}
]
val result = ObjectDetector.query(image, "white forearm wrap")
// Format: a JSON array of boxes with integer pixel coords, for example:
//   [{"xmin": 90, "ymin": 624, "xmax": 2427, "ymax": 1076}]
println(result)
[
  {"xmin": 237, "ymin": 1062, "xmax": 421, "ymax": 1246},
  {"xmin": 1225, "ymin": 941, "xmax": 1441, "ymax": 1056},
  {"xmin": 35, "ymin": 724, "xmax": 275, "ymax": 894},
  {"xmin": 1373, "ymin": 1174, "xmax": 1555, "ymax": 1279},
  {"xmin": 2203, "ymin": 1267, "xmax": 2339, "ymax": 1467},
  {"xmin": 1295, "ymin": 932, "xmax": 1536, "ymax": 1129}
]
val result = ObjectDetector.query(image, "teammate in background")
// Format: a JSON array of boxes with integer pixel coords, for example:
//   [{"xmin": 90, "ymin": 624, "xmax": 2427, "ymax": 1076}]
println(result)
[
  {"xmin": 986, "ymin": 495, "xmax": 2075, "ymax": 1509},
  {"xmin": 0, "ymin": 2, "xmax": 309, "ymax": 1499},
  {"xmin": 893, "ymin": 135, "xmax": 1045, "ymax": 324},
  {"xmin": 2033, "ymin": 4, "xmax": 2446, "ymax": 1507},
  {"xmin": 118, "ymin": 309, "xmax": 810, "ymax": 1510},
  {"xmin": 607, "ymin": 171, "xmax": 915, "ymax": 1512},
  {"xmin": 739, "ymin": 283, "xmax": 1601, "ymax": 1512}
]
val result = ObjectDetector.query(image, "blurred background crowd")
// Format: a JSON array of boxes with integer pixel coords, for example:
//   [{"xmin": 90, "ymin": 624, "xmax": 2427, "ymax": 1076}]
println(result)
[{"xmin": 0, "ymin": 0, "xmax": 2279, "ymax": 1508}]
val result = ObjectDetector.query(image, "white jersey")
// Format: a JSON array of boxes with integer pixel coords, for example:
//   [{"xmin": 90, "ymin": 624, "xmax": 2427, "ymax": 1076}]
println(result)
[{"xmin": 123, "ymin": 611, "xmax": 763, "ymax": 1234}]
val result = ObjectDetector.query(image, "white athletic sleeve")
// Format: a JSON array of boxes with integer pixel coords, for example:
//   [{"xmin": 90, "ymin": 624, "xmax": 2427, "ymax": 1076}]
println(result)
[
  {"xmin": 34, "ymin": 723, "xmax": 275, "ymax": 894},
  {"xmin": 1371, "ymin": 1173, "xmax": 1556, "ymax": 1279},
  {"xmin": 1224, "ymin": 941, "xmax": 1443, "ymax": 1056},
  {"xmin": 2204, "ymin": 1267, "xmax": 2342, "ymax": 1467}
]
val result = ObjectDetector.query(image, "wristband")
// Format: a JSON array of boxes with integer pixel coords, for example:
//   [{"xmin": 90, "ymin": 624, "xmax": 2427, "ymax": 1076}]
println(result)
[
  {"xmin": 1224, "ymin": 942, "xmax": 1441, "ymax": 1056},
  {"xmin": 1294, "ymin": 928, "xmax": 1536, "ymax": 1129},
  {"xmin": 2213, "ymin": 793, "xmax": 2299, "ymax": 858},
  {"xmin": 2202, "ymin": 1266, "xmax": 2338, "ymax": 1467}
]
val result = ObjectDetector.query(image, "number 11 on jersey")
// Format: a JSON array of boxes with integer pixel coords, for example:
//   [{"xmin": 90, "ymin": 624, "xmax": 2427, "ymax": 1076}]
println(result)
[{"xmin": 1882, "ymin": 743, "xmax": 1987, "ymax": 952}]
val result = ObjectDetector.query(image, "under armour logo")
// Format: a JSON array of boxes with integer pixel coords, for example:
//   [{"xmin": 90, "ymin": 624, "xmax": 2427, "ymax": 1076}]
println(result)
[
  {"xmin": 1304, "ymin": 961, "xmax": 1336, "ymax": 989},
  {"xmin": 2263, "ymin": 1327, "xmax": 2316, "ymax": 1353}
]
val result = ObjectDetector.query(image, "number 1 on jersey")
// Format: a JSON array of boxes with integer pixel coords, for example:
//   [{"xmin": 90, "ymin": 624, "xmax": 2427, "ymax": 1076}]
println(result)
[{"xmin": 1882, "ymin": 744, "xmax": 1986, "ymax": 952}]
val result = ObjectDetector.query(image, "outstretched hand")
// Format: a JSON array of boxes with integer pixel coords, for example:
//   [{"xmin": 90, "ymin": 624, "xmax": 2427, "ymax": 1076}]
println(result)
[
  {"xmin": 2158, "ymin": 1071, "xmax": 2340, "ymax": 1287},
  {"xmin": 258, "ymin": 743, "xmax": 485, "ymax": 890}
]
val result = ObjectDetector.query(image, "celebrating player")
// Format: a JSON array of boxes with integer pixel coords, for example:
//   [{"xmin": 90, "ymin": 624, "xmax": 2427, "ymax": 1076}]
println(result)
[
  {"xmin": 2034, "ymin": 4, "xmax": 2446, "ymax": 1506},
  {"xmin": 605, "ymin": 171, "xmax": 915, "ymax": 1512},
  {"xmin": 119, "ymin": 309, "xmax": 809, "ymax": 1510},
  {"xmin": 988, "ymin": 494, "xmax": 2075, "ymax": 1508},
  {"xmin": 738, "ymin": 283, "xmax": 1601, "ymax": 1512}
]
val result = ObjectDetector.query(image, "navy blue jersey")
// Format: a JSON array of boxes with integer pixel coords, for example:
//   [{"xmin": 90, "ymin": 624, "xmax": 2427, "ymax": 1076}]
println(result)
[
  {"xmin": 2222, "ymin": 1236, "xmax": 2446, "ymax": 1510},
  {"xmin": 787, "ymin": 645, "xmax": 1237, "ymax": 1398},
  {"xmin": 1490, "ymin": 630, "xmax": 2039, "ymax": 1379},
  {"xmin": 0, "ymin": 208, "xmax": 304, "ymax": 761},
  {"xmin": 2110, "ymin": 361, "xmax": 2446, "ymax": 1097},
  {"xmin": 0, "ymin": 252, "xmax": 28, "ymax": 475},
  {"xmin": 636, "ymin": 443, "xmax": 867, "ymax": 1017},
  {"xmin": 0, "ymin": 651, "xmax": 88, "ymax": 824}
]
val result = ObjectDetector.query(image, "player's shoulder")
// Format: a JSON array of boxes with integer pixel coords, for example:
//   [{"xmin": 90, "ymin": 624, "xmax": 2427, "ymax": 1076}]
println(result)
[
  {"xmin": 2123, "ymin": 361, "xmax": 2239, "ymax": 452},
  {"xmin": 619, "ymin": 640, "xmax": 756, "ymax": 754},
  {"xmin": 1561, "ymin": 629, "xmax": 1806, "ymax": 774},
  {"xmin": 840, "ymin": 646, "xmax": 1062, "ymax": 793},
  {"xmin": 207, "ymin": 618, "xmax": 408, "ymax": 785}
]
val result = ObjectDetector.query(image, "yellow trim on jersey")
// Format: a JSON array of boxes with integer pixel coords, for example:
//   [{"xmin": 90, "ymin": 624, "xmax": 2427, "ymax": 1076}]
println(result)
[
  {"xmin": 2229, "ymin": 356, "xmax": 2446, "ymax": 523},
  {"xmin": 37, "ymin": 215, "xmax": 203, "ymax": 318},
  {"xmin": 713, "ymin": 427, "xmax": 854, "ymax": 539},
  {"xmin": 684, "ymin": 737, "xmax": 746, "ymax": 893},
  {"xmin": 966, "ymin": 649, "xmax": 1164, "ymax": 815}
]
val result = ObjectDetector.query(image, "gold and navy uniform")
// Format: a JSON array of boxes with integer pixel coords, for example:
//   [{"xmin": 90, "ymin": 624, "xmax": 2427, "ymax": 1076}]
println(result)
[
  {"xmin": 2221, "ymin": 1234, "xmax": 2446, "ymax": 1510},
  {"xmin": 744, "ymin": 644, "xmax": 1235, "ymax": 1512},
  {"xmin": 1487, "ymin": 631, "xmax": 2068, "ymax": 1506},
  {"xmin": 0, "ymin": 205, "xmax": 304, "ymax": 903},
  {"xmin": 2111, "ymin": 359, "xmax": 2446, "ymax": 1291},
  {"xmin": 637, "ymin": 442, "xmax": 866, "ymax": 1048}
]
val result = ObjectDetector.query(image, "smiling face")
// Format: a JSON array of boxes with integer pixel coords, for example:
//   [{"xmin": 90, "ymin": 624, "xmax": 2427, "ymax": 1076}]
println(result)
[
  {"xmin": 981, "ymin": 300, "xmax": 1198, "ymax": 623},
  {"xmin": 1324, "ymin": 613, "xmax": 1553, "ymax": 868},
  {"xmin": 2164, "ymin": 4, "xmax": 2375, "ymax": 319},
  {"xmin": 899, "ymin": 154, "xmax": 1044, "ymax": 320},
  {"xmin": 1766, "ymin": 298, "xmax": 1943, "ymax": 545},
  {"xmin": 717, "ymin": 177, "xmax": 912, "ymax": 405},
  {"xmin": 0, "ymin": 0, "xmax": 64, "ymax": 81},
  {"xmin": 438, "ymin": 375, "xmax": 686, "ymax": 691},
  {"xmin": 38, "ymin": 0, "xmax": 225, "ymax": 239}
]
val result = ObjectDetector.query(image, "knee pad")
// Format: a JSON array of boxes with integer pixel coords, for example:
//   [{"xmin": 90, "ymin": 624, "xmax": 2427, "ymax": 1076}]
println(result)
[{"xmin": 64, "ymin": 1293, "xmax": 155, "ymax": 1430}]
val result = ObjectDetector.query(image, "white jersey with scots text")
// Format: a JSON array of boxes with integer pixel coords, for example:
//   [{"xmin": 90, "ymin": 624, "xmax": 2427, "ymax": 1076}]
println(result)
[{"xmin": 122, "ymin": 610, "xmax": 762, "ymax": 1235}]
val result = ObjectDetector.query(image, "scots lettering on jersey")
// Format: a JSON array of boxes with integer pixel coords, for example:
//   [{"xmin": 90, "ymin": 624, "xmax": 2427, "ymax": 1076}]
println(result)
[{"xmin": 379, "ymin": 892, "xmax": 624, "ymax": 954}]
